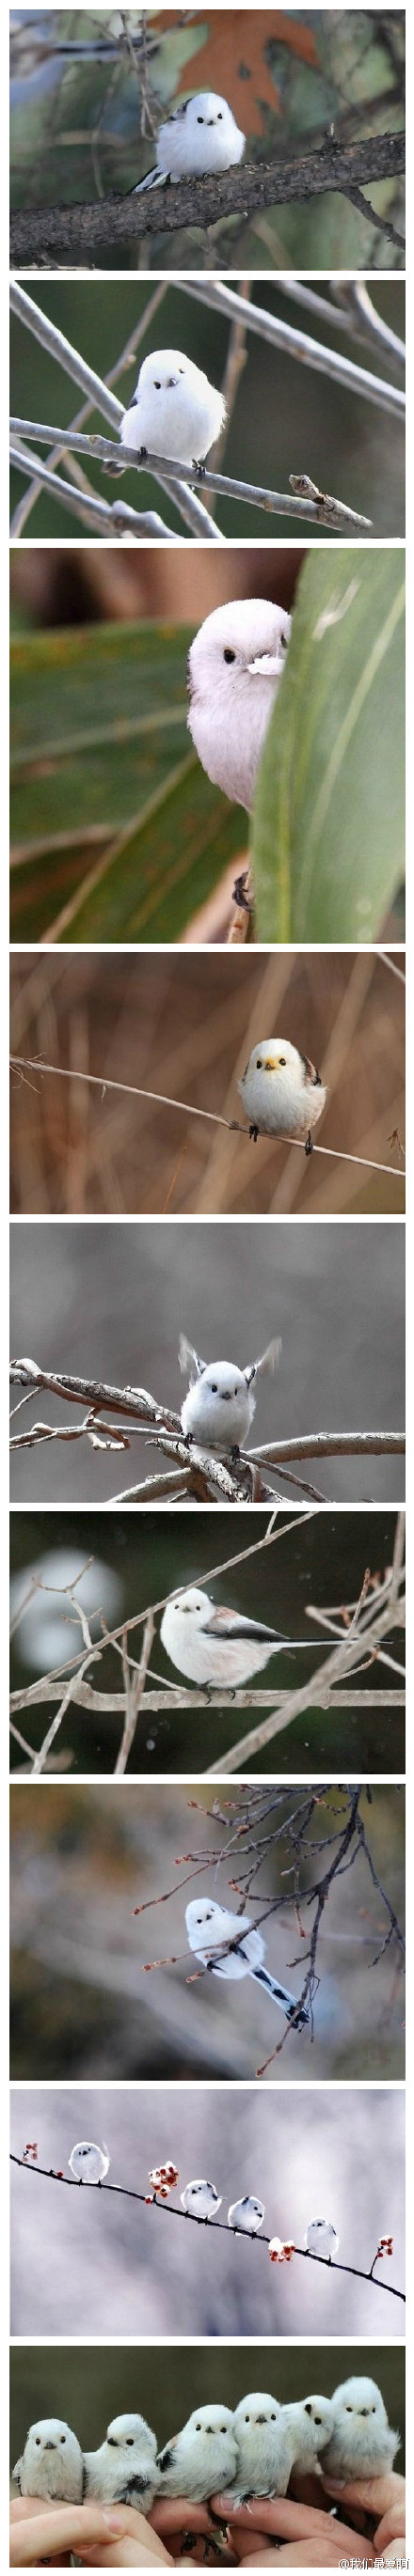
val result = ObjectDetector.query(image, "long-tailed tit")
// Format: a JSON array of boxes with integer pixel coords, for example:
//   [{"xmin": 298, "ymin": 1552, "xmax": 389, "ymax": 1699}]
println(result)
[
  {"xmin": 115, "ymin": 351, "xmax": 226, "ymax": 473},
  {"xmin": 181, "ymin": 2178, "xmax": 222, "ymax": 2220},
  {"xmin": 157, "ymin": 2404, "xmax": 237, "ymax": 2501},
  {"xmin": 323, "ymin": 2378, "xmax": 400, "ymax": 2480},
  {"xmin": 84, "ymin": 2413, "xmax": 160, "ymax": 2511},
  {"xmin": 228, "ymin": 2195, "xmax": 264, "ymax": 2234},
  {"xmin": 135, "ymin": 91, "xmax": 245, "ymax": 191},
  {"xmin": 187, "ymin": 599, "xmax": 292, "ymax": 812},
  {"xmin": 305, "ymin": 2217, "xmax": 339, "ymax": 2261},
  {"xmin": 160, "ymin": 1585, "xmax": 318, "ymax": 1694},
  {"xmin": 228, "ymin": 2394, "xmax": 295, "ymax": 2505},
  {"xmin": 178, "ymin": 1332, "xmax": 280, "ymax": 1454},
  {"xmin": 185, "ymin": 1897, "xmax": 310, "ymax": 2029},
  {"xmin": 69, "ymin": 2139, "xmax": 110, "ymax": 2186},
  {"xmin": 240, "ymin": 1039, "xmax": 326, "ymax": 1154},
  {"xmin": 282, "ymin": 2396, "xmax": 335, "ymax": 2476},
  {"xmin": 13, "ymin": 2420, "xmax": 84, "ymax": 2502}
]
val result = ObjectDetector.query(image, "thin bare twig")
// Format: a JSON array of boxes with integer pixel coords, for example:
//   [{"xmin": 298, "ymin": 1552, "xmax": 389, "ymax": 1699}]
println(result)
[
  {"xmin": 9, "ymin": 422, "xmax": 372, "ymax": 532},
  {"xmin": 9, "ymin": 2157, "xmax": 404, "ymax": 2303},
  {"xmin": 9, "ymin": 1058, "xmax": 405, "ymax": 1183}
]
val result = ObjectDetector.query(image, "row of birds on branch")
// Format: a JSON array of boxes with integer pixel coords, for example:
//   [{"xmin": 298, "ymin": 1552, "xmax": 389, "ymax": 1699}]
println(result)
[
  {"xmin": 48, "ymin": 2141, "xmax": 342, "ymax": 2256},
  {"xmin": 13, "ymin": 2377, "xmax": 400, "ymax": 2512}
]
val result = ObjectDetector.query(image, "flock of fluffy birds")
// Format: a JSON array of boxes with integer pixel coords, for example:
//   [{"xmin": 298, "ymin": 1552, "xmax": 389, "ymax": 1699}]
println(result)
[{"xmin": 13, "ymin": 2379, "xmax": 399, "ymax": 2512}]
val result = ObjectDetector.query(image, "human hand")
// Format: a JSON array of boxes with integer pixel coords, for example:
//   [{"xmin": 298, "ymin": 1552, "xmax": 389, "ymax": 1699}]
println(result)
[
  {"xmin": 322, "ymin": 2470, "xmax": 406, "ymax": 2560},
  {"xmin": 211, "ymin": 2492, "xmax": 376, "ymax": 2567},
  {"xmin": 151, "ymin": 2498, "xmax": 237, "ymax": 2560},
  {"xmin": 9, "ymin": 2497, "xmax": 174, "ymax": 2568}
]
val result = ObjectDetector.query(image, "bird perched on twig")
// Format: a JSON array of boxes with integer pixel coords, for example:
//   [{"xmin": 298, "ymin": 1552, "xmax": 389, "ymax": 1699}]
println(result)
[
  {"xmin": 305, "ymin": 2217, "xmax": 339, "ymax": 2261},
  {"xmin": 181, "ymin": 2178, "xmax": 222, "ymax": 2220},
  {"xmin": 228, "ymin": 2194, "xmax": 264, "ymax": 2234},
  {"xmin": 228, "ymin": 2393, "xmax": 295, "ymax": 2504},
  {"xmin": 69, "ymin": 2139, "xmax": 110, "ymax": 2185},
  {"xmin": 187, "ymin": 600, "xmax": 292, "ymax": 815},
  {"xmin": 113, "ymin": 351, "xmax": 226, "ymax": 475},
  {"xmin": 239, "ymin": 1039, "xmax": 326, "ymax": 1155},
  {"xmin": 178, "ymin": 1332, "xmax": 280, "ymax": 1455},
  {"xmin": 134, "ymin": 90, "xmax": 245, "ymax": 190},
  {"xmin": 185, "ymin": 1896, "xmax": 310, "ymax": 2029},
  {"xmin": 282, "ymin": 2396, "xmax": 335, "ymax": 2476},
  {"xmin": 160, "ymin": 1584, "xmax": 316, "ymax": 1695},
  {"xmin": 157, "ymin": 2404, "xmax": 237, "ymax": 2500},
  {"xmin": 84, "ymin": 2413, "xmax": 160, "ymax": 2512},
  {"xmin": 12, "ymin": 2419, "xmax": 84, "ymax": 2502},
  {"xmin": 323, "ymin": 2377, "xmax": 400, "ymax": 2479}
]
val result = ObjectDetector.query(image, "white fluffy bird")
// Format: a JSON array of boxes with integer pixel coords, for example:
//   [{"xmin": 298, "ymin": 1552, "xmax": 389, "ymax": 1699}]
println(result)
[
  {"xmin": 157, "ymin": 2403, "xmax": 237, "ymax": 2501},
  {"xmin": 282, "ymin": 2396, "xmax": 335, "ymax": 2476},
  {"xmin": 181, "ymin": 2178, "xmax": 222, "ymax": 2220},
  {"xmin": 118, "ymin": 350, "xmax": 226, "ymax": 471},
  {"xmin": 228, "ymin": 2195, "xmax": 264, "ymax": 2235},
  {"xmin": 323, "ymin": 2377, "xmax": 399, "ymax": 2481},
  {"xmin": 229, "ymin": 2394, "xmax": 295, "ymax": 2504},
  {"xmin": 13, "ymin": 2419, "xmax": 84, "ymax": 2502},
  {"xmin": 240, "ymin": 1039, "xmax": 326, "ymax": 1155},
  {"xmin": 305, "ymin": 2217, "xmax": 339, "ymax": 2261},
  {"xmin": 185, "ymin": 1896, "xmax": 310, "ymax": 2029},
  {"xmin": 160, "ymin": 1586, "xmax": 314, "ymax": 1695},
  {"xmin": 69, "ymin": 2139, "xmax": 110, "ymax": 2185},
  {"xmin": 135, "ymin": 90, "xmax": 245, "ymax": 190},
  {"xmin": 178, "ymin": 1331, "xmax": 279, "ymax": 1454},
  {"xmin": 187, "ymin": 599, "xmax": 292, "ymax": 813},
  {"xmin": 84, "ymin": 2413, "xmax": 160, "ymax": 2512}
]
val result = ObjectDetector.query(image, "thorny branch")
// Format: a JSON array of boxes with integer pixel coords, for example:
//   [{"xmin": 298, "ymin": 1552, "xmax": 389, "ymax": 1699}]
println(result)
[
  {"xmin": 9, "ymin": 131, "xmax": 406, "ymax": 262},
  {"xmin": 9, "ymin": 2154, "xmax": 405, "ymax": 2303},
  {"xmin": 135, "ymin": 1782, "xmax": 406, "ymax": 2076},
  {"xmin": 9, "ymin": 1507, "xmax": 405, "ymax": 1775}
]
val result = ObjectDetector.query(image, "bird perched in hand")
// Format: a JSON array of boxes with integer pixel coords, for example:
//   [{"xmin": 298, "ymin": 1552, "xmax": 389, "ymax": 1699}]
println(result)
[
  {"xmin": 185, "ymin": 1896, "xmax": 310, "ymax": 2029},
  {"xmin": 134, "ymin": 91, "xmax": 245, "ymax": 190},
  {"xmin": 181, "ymin": 2178, "xmax": 222, "ymax": 2220},
  {"xmin": 84, "ymin": 2414, "xmax": 160, "ymax": 2512},
  {"xmin": 282, "ymin": 2396, "xmax": 335, "ymax": 2476},
  {"xmin": 228, "ymin": 2393, "xmax": 295, "ymax": 2504},
  {"xmin": 157, "ymin": 2404, "xmax": 237, "ymax": 2501},
  {"xmin": 187, "ymin": 599, "xmax": 292, "ymax": 814},
  {"xmin": 305, "ymin": 2217, "xmax": 339, "ymax": 2261},
  {"xmin": 228, "ymin": 2194, "xmax": 264, "ymax": 2234},
  {"xmin": 115, "ymin": 350, "xmax": 226, "ymax": 473},
  {"xmin": 160, "ymin": 1584, "xmax": 317, "ymax": 1696},
  {"xmin": 13, "ymin": 2419, "xmax": 84, "ymax": 2502},
  {"xmin": 239, "ymin": 1039, "xmax": 326, "ymax": 1156},
  {"xmin": 69, "ymin": 2139, "xmax": 110, "ymax": 2185},
  {"xmin": 323, "ymin": 2377, "xmax": 400, "ymax": 2480},
  {"xmin": 178, "ymin": 1332, "xmax": 280, "ymax": 1455}
]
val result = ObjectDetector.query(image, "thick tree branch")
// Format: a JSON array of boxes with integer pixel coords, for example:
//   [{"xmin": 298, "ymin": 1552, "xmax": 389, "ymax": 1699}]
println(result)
[
  {"xmin": 9, "ymin": 1360, "xmax": 405, "ymax": 1507},
  {"xmin": 9, "ymin": 131, "xmax": 405, "ymax": 261}
]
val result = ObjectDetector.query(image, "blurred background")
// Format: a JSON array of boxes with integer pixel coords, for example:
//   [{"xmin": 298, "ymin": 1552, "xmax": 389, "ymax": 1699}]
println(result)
[
  {"xmin": 9, "ymin": 1508, "xmax": 406, "ymax": 1776},
  {"xmin": 10, "ymin": 2343, "xmax": 406, "ymax": 2473},
  {"xmin": 9, "ymin": 1219, "xmax": 406, "ymax": 1502},
  {"xmin": 9, "ymin": 8, "xmax": 406, "ymax": 270},
  {"xmin": 10, "ymin": 2084, "xmax": 405, "ymax": 2338},
  {"xmin": 9, "ymin": 278, "xmax": 406, "ymax": 539},
  {"xmin": 9, "ymin": 1782, "xmax": 406, "ymax": 2082},
  {"xmin": 10, "ymin": 950, "xmax": 406, "ymax": 1218}
]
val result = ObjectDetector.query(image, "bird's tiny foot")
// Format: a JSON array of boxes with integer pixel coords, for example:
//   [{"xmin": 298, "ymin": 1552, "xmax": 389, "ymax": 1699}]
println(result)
[
  {"xmin": 193, "ymin": 457, "xmax": 207, "ymax": 476},
  {"xmin": 230, "ymin": 1444, "xmax": 241, "ymax": 1464},
  {"xmin": 232, "ymin": 869, "xmax": 252, "ymax": 913},
  {"xmin": 249, "ymin": 1124, "xmax": 259, "ymax": 1143},
  {"xmin": 305, "ymin": 1129, "xmax": 313, "ymax": 1157},
  {"xmin": 138, "ymin": 445, "xmax": 148, "ymax": 461}
]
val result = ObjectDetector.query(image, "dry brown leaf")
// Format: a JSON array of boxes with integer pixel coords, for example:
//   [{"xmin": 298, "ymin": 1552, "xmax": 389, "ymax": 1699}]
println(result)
[{"xmin": 153, "ymin": 10, "xmax": 317, "ymax": 133}]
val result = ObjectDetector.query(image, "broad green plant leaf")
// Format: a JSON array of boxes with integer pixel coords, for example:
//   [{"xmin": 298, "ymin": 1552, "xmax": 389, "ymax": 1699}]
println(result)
[
  {"xmin": 251, "ymin": 551, "xmax": 406, "ymax": 942},
  {"xmin": 10, "ymin": 617, "xmax": 243, "ymax": 941}
]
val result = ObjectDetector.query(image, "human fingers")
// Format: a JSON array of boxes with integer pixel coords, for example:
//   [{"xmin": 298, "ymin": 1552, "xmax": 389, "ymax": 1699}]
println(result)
[
  {"xmin": 151, "ymin": 2503, "xmax": 216, "ymax": 2538},
  {"xmin": 227, "ymin": 2513, "xmax": 375, "ymax": 2564},
  {"xmin": 323, "ymin": 2475, "xmax": 405, "ymax": 2520},
  {"xmin": 9, "ymin": 2505, "xmax": 128, "ymax": 2566},
  {"xmin": 374, "ymin": 2506, "xmax": 406, "ymax": 2552},
  {"xmin": 213, "ymin": 2497, "xmax": 356, "ymax": 2541}
]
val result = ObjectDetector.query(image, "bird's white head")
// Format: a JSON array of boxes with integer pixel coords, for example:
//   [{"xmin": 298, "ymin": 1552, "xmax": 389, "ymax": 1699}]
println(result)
[
  {"xmin": 332, "ymin": 2377, "xmax": 388, "ymax": 2423},
  {"xmin": 234, "ymin": 2394, "xmax": 281, "ymax": 2428},
  {"xmin": 186, "ymin": 2404, "xmax": 234, "ymax": 2438},
  {"xmin": 188, "ymin": 598, "xmax": 291, "ymax": 709},
  {"xmin": 105, "ymin": 2415, "xmax": 156, "ymax": 2457}
]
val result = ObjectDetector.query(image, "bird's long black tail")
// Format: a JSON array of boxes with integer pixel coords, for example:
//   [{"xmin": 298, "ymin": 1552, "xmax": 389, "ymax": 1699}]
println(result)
[{"xmin": 252, "ymin": 1964, "xmax": 310, "ymax": 2027}]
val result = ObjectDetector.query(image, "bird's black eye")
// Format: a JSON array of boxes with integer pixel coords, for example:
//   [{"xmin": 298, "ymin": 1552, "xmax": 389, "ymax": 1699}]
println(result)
[
  {"xmin": 280, "ymin": 634, "xmax": 287, "ymax": 648},
  {"xmin": 217, "ymin": 111, "xmax": 222, "ymax": 118},
  {"xmin": 35, "ymin": 2437, "xmax": 41, "ymax": 2446},
  {"xmin": 211, "ymin": 1381, "xmax": 218, "ymax": 1392},
  {"xmin": 345, "ymin": 2407, "xmax": 353, "ymax": 2414},
  {"xmin": 279, "ymin": 1055, "xmax": 286, "ymax": 1066},
  {"xmin": 314, "ymin": 2417, "xmax": 322, "ymax": 2427},
  {"xmin": 223, "ymin": 648, "xmax": 235, "ymax": 664},
  {"xmin": 256, "ymin": 1058, "xmax": 263, "ymax": 1069},
  {"xmin": 233, "ymin": 1386, "xmax": 239, "ymax": 1397},
  {"xmin": 108, "ymin": 2437, "xmax": 117, "ymax": 2446},
  {"xmin": 198, "ymin": 115, "xmax": 204, "ymax": 122},
  {"xmin": 60, "ymin": 2436, "xmax": 66, "ymax": 2444},
  {"xmin": 196, "ymin": 2422, "xmax": 201, "ymax": 2430},
  {"xmin": 154, "ymin": 381, "xmax": 161, "ymax": 390},
  {"xmin": 245, "ymin": 2414, "xmax": 250, "ymax": 2424},
  {"xmin": 179, "ymin": 367, "xmax": 184, "ymax": 374},
  {"xmin": 126, "ymin": 2438, "xmax": 134, "ymax": 2446}
]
